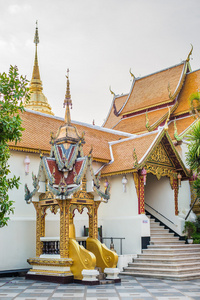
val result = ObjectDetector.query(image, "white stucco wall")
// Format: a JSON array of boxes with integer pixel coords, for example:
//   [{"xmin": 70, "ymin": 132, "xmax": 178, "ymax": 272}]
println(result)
[
  {"xmin": 0, "ymin": 151, "xmax": 40, "ymax": 271},
  {"xmin": 145, "ymin": 173, "xmax": 191, "ymax": 235},
  {"xmin": 98, "ymin": 173, "xmax": 150, "ymax": 255}
]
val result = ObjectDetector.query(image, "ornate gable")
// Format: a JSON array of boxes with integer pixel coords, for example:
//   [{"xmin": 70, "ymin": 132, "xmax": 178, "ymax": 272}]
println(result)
[{"xmin": 147, "ymin": 142, "xmax": 174, "ymax": 168}]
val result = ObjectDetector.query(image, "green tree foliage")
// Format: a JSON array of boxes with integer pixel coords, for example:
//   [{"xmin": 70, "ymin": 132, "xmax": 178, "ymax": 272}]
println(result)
[
  {"xmin": 0, "ymin": 65, "xmax": 30, "ymax": 228},
  {"xmin": 186, "ymin": 120, "xmax": 200, "ymax": 198},
  {"xmin": 189, "ymin": 92, "xmax": 200, "ymax": 117}
]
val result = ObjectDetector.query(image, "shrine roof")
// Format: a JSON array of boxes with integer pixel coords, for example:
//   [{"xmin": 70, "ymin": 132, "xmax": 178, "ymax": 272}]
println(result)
[
  {"xmin": 101, "ymin": 131, "xmax": 159, "ymax": 175},
  {"xmin": 173, "ymin": 69, "xmax": 200, "ymax": 116},
  {"xmin": 120, "ymin": 62, "xmax": 185, "ymax": 115},
  {"xmin": 9, "ymin": 110, "xmax": 132, "ymax": 162},
  {"xmin": 103, "ymin": 94, "xmax": 128, "ymax": 128},
  {"xmin": 113, "ymin": 107, "xmax": 169, "ymax": 134}
]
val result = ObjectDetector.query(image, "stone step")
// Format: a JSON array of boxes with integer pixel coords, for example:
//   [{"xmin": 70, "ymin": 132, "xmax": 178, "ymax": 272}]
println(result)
[
  {"xmin": 151, "ymin": 236, "xmax": 179, "ymax": 240},
  {"xmin": 123, "ymin": 266, "xmax": 200, "ymax": 275},
  {"xmin": 128, "ymin": 262, "xmax": 200, "ymax": 269},
  {"xmin": 150, "ymin": 241, "xmax": 185, "ymax": 245},
  {"xmin": 126, "ymin": 214, "xmax": 200, "ymax": 281},
  {"xmin": 138, "ymin": 252, "xmax": 200, "ymax": 259},
  {"xmin": 150, "ymin": 223, "xmax": 165, "ymax": 228},
  {"xmin": 134, "ymin": 257, "xmax": 200, "ymax": 264},
  {"xmin": 150, "ymin": 230, "xmax": 170, "ymax": 235},
  {"xmin": 120, "ymin": 271, "xmax": 200, "ymax": 281},
  {"xmin": 142, "ymin": 248, "xmax": 200, "ymax": 254},
  {"xmin": 150, "ymin": 232, "xmax": 174, "ymax": 237}
]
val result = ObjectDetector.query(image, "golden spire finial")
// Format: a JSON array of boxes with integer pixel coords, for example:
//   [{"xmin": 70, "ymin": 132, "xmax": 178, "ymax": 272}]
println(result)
[
  {"xmin": 24, "ymin": 21, "xmax": 54, "ymax": 116},
  {"xmin": 31, "ymin": 20, "xmax": 41, "ymax": 84},
  {"xmin": 64, "ymin": 69, "xmax": 72, "ymax": 124},
  {"xmin": 34, "ymin": 21, "xmax": 39, "ymax": 45},
  {"xmin": 164, "ymin": 106, "xmax": 171, "ymax": 130}
]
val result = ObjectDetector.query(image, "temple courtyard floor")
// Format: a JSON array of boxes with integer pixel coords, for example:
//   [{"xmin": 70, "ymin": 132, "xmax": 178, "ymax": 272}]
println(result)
[{"xmin": 0, "ymin": 275, "xmax": 200, "ymax": 299}]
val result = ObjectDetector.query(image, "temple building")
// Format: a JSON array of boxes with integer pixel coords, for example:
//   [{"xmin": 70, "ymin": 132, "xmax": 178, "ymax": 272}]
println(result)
[{"xmin": 1, "ymin": 25, "xmax": 200, "ymax": 281}]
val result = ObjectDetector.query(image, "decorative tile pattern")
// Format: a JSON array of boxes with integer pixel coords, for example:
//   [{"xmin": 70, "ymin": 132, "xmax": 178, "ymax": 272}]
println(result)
[{"xmin": 0, "ymin": 276, "xmax": 200, "ymax": 299}]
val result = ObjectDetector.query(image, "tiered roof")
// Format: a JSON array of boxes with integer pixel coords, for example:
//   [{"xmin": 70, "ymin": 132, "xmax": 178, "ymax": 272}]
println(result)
[
  {"xmin": 8, "ymin": 110, "xmax": 132, "ymax": 162},
  {"xmin": 103, "ymin": 48, "xmax": 198, "ymax": 139}
]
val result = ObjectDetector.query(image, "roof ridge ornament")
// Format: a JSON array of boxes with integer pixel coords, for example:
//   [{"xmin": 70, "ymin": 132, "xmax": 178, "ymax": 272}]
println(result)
[
  {"xmin": 164, "ymin": 106, "xmax": 171, "ymax": 130},
  {"xmin": 145, "ymin": 110, "xmax": 151, "ymax": 131},
  {"xmin": 174, "ymin": 118, "xmax": 182, "ymax": 142},
  {"xmin": 129, "ymin": 68, "xmax": 135, "ymax": 80},
  {"xmin": 186, "ymin": 44, "xmax": 193, "ymax": 62},
  {"xmin": 109, "ymin": 86, "xmax": 115, "ymax": 96}
]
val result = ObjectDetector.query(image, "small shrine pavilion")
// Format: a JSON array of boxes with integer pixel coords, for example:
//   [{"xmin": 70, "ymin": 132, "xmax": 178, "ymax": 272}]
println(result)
[{"xmin": 24, "ymin": 70, "xmax": 119, "ymax": 284}]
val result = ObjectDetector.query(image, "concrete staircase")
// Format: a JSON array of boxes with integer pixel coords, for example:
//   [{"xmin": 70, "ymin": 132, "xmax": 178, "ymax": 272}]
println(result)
[{"xmin": 121, "ymin": 216, "xmax": 200, "ymax": 280}]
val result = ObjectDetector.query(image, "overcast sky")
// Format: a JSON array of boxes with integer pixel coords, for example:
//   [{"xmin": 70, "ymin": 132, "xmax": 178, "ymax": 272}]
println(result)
[{"xmin": 1, "ymin": 0, "xmax": 200, "ymax": 125}]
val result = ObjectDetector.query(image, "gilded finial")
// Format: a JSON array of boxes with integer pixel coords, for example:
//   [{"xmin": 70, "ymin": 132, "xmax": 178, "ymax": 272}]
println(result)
[
  {"xmin": 109, "ymin": 86, "xmax": 115, "ymax": 96},
  {"xmin": 174, "ymin": 118, "xmax": 182, "ymax": 142},
  {"xmin": 129, "ymin": 68, "xmax": 135, "ymax": 79},
  {"xmin": 34, "ymin": 21, "xmax": 39, "ymax": 45},
  {"xmin": 145, "ymin": 110, "xmax": 150, "ymax": 131},
  {"xmin": 64, "ymin": 69, "xmax": 72, "ymax": 124},
  {"xmin": 164, "ymin": 106, "xmax": 171, "ymax": 130},
  {"xmin": 186, "ymin": 44, "xmax": 193, "ymax": 62}
]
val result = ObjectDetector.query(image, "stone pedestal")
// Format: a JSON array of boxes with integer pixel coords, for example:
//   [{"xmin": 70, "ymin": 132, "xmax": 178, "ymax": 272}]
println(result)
[
  {"xmin": 81, "ymin": 269, "xmax": 100, "ymax": 285},
  {"xmin": 104, "ymin": 268, "xmax": 121, "ymax": 282},
  {"xmin": 26, "ymin": 257, "xmax": 73, "ymax": 284}
]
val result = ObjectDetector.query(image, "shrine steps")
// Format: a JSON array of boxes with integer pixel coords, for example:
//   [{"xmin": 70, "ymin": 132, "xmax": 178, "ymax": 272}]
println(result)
[{"xmin": 120, "ymin": 217, "xmax": 200, "ymax": 280}]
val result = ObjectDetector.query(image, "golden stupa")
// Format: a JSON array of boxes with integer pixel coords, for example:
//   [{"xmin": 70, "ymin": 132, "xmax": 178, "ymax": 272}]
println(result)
[{"xmin": 24, "ymin": 22, "xmax": 54, "ymax": 115}]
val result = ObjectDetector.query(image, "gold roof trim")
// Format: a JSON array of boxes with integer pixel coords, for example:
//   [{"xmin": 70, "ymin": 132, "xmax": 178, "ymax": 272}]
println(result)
[
  {"xmin": 9, "ymin": 145, "xmax": 50, "ymax": 155},
  {"xmin": 101, "ymin": 169, "xmax": 137, "ymax": 177}
]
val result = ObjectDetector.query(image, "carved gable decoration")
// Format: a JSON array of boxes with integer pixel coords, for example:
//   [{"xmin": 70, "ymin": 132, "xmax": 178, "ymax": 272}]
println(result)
[{"xmin": 147, "ymin": 143, "xmax": 174, "ymax": 168}]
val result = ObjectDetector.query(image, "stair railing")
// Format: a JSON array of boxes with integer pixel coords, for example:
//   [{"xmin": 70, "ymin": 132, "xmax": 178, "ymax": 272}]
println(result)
[
  {"xmin": 145, "ymin": 203, "xmax": 175, "ymax": 225},
  {"xmin": 185, "ymin": 197, "xmax": 199, "ymax": 220}
]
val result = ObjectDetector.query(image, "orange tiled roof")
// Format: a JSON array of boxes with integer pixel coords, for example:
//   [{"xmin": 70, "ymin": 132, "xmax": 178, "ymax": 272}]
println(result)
[
  {"xmin": 168, "ymin": 115, "xmax": 196, "ymax": 140},
  {"xmin": 9, "ymin": 110, "xmax": 131, "ymax": 162},
  {"xmin": 121, "ymin": 63, "xmax": 185, "ymax": 115},
  {"xmin": 173, "ymin": 69, "xmax": 200, "ymax": 116},
  {"xmin": 101, "ymin": 132, "xmax": 158, "ymax": 175},
  {"xmin": 103, "ymin": 94, "xmax": 127, "ymax": 129},
  {"xmin": 113, "ymin": 107, "xmax": 169, "ymax": 134}
]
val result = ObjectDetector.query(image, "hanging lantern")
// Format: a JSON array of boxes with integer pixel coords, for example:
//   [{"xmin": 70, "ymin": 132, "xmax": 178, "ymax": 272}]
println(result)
[
  {"xmin": 141, "ymin": 168, "xmax": 147, "ymax": 185},
  {"xmin": 24, "ymin": 156, "xmax": 31, "ymax": 175},
  {"xmin": 177, "ymin": 173, "xmax": 182, "ymax": 187},
  {"xmin": 122, "ymin": 175, "xmax": 128, "ymax": 192}
]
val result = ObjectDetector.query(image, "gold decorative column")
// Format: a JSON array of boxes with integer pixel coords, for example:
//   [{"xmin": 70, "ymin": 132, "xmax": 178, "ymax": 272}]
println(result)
[
  {"xmin": 59, "ymin": 201, "xmax": 70, "ymax": 258},
  {"xmin": 33, "ymin": 203, "xmax": 46, "ymax": 257},
  {"xmin": 93, "ymin": 202, "xmax": 100, "ymax": 239},
  {"xmin": 138, "ymin": 175, "xmax": 145, "ymax": 214},
  {"xmin": 88, "ymin": 206, "xmax": 94, "ymax": 238},
  {"xmin": 173, "ymin": 177, "xmax": 178, "ymax": 216}
]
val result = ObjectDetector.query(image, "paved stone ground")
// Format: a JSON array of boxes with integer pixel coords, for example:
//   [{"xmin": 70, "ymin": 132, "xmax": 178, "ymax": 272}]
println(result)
[{"xmin": 0, "ymin": 275, "xmax": 200, "ymax": 299}]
